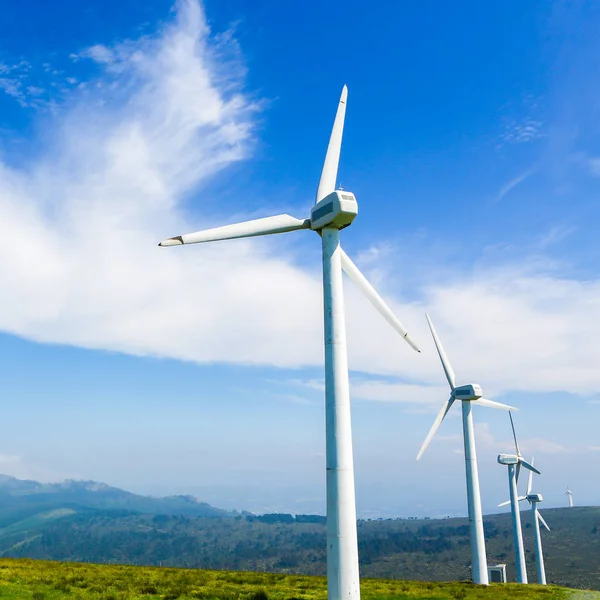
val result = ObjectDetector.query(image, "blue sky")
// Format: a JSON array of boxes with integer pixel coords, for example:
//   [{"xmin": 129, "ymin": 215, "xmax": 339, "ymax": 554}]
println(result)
[{"xmin": 0, "ymin": 0, "xmax": 599, "ymax": 518}]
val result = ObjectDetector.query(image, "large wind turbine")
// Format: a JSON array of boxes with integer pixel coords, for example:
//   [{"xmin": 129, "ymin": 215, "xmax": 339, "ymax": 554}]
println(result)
[
  {"xmin": 158, "ymin": 86, "xmax": 420, "ymax": 600},
  {"xmin": 497, "ymin": 412, "xmax": 540, "ymax": 583},
  {"xmin": 416, "ymin": 314, "xmax": 517, "ymax": 585}
]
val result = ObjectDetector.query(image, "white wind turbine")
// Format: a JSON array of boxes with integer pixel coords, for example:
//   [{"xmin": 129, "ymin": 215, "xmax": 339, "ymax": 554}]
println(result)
[
  {"xmin": 526, "ymin": 466, "xmax": 551, "ymax": 585},
  {"xmin": 158, "ymin": 86, "xmax": 420, "ymax": 600},
  {"xmin": 416, "ymin": 314, "xmax": 518, "ymax": 585},
  {"xmin": 497, "ymin": 412, "xmax": 540, "ymax": 584},
  {"xmin": 501, "ymin": 459, "xmax": 551, "ymax": 585},
  {"xmin": 565, "ymin": 486, "xmax": 574, "ymax": 507}
]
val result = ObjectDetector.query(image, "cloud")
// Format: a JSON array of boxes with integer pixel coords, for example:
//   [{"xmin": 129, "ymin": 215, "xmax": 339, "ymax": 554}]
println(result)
[
  {"xmin": 0, "ymin": 0, "xmax": 325, "ymax": 368},
  {"xmin": 499, "ymin": 118, "xmax": 544, "ymax": 145},
  {"xmin": 1, "ymin": 0, "xmax": 600, "ymax": 406},
  {"xmin": 495, "ymin": 167, "xmax": 535, "ymax": 202},
  {"xmin": 72, "ymin": 44, "xmax": 116, "ymax": 65}
]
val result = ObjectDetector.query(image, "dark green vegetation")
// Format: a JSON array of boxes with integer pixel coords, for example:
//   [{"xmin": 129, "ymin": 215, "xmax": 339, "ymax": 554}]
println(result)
[
  {"xmin": 0, "ymin": 476, "xmax": 597, "ymax": 592},
  {"xmin": 0, "ymin": 558, "xmax": 588, "ymax": 600}
]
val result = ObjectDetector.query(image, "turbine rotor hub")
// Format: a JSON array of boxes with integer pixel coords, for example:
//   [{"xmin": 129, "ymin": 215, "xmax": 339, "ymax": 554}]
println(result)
[
  {"xmin": 452, "ymin": 383, "xmax": 483, "ymax": 401},
  {"xmin": 310, "ymin": 190, "xmax": 358, "ymax": 231},
  {"xmin": 497, "ymin": 453, "xmax": 519, "ymax": 465}
]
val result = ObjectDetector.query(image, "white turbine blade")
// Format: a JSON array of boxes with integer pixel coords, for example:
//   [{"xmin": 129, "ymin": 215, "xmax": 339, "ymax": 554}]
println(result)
[
  {"xmin": 516, "ymin": 461, "xmax": 522, "ymax": 485},
  {"xmin": 527, "ymin": 463, "xmax": 534, "ymax": 495},
  {"xmin": 416, "ymin": 397, "xmax": 455, "ymax": 461},
  {"xmin": 159, "ymin": 214, "xmax": 310, "ymax": 246},
  {"xmin": 498, "ymin": 496, "xmax": 527, "ymax": 508},
  {"xmin": 519, "ymin": 458, "xmax": 541, "ymax": 476},
  {"xmin": 315, "ymin": 85, "xmax": 348, "ymax": 203},
  {"xmin": 509, "ymin": 411, "xmax": 521, "ymax": 456},
  {"xmin": 425, "ymin": 314, "xmax": 456, "ymax": 390},
  {"xmin": 537, "ymin": 511, "xmax": 551, "ymax": 532},
  {"xmin": 470, "ymin": 398, "xmax": 518, "ymax": 411},
  {"xmin": 340, "ymin": 249, "xmax": 420, "ymax": 352}
]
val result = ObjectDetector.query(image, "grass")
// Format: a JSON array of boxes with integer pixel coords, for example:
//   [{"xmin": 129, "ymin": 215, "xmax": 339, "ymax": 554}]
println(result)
[{"xmin": 0, "ymin": 558, "xmax": 595, "ymax": 600}]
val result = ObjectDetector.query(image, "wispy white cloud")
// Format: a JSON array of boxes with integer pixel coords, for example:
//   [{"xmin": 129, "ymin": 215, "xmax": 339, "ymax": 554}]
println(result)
[
  {"xmin": 495, "ymin": 167, "xmax": 535, "ymax": 202},
  {"xmin": 499, "ymin": 118, "xmax": 544, "ymax": 145},
  {"xmin": 71, "ymin": 44, "xmax": 117, "ymax": 65}
]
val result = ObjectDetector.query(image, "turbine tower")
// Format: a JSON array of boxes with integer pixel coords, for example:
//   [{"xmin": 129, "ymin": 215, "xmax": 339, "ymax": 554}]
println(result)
[
  {"xmin": 497, "ymin": 412, "xmax": 540, "ymax": 584},
  {"xmin": 416, "ymin": 314, "xmax": 517, "ymax": 585},
  {"xmin": 158, "ymin": 86, "xmax": 420, "ymax": 600},
  {"xmin": 565, "ymin": 486, "xmax": 574, "ymax": 507}
]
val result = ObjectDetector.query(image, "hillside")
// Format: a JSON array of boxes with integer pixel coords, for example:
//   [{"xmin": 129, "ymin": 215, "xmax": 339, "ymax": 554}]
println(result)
[
  {"xmin": 0, "ymin": 475, "xmax": 232, "ymax": 524},
  {"xmin": 0, "ymin": 476, "xmax": 596, "ymax": 590},
  {"xmin": 0, "ymin": 557, "xmax": 592, "ymax": 600}
]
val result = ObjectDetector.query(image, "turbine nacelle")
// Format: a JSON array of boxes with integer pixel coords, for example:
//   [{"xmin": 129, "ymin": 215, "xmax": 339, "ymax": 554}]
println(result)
[
  {"xmin": 527, "ymin": 493, "xmax": 543, "ymax": 503},
  {"xmin": 452, "ymin": 383, "xmax": 482, "ymax": 401},
  {"xmin": 310, "ymin": 190, "xmax": 358, "ymax": 231},
  {"xmin": 497, "ymin": 453, "xmax": 519, "ymax": 466}
]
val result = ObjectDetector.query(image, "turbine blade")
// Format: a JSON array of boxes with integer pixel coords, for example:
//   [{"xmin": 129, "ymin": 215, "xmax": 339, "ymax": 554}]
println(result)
[
  {"xmin": 470, "ymin": 398, "xmax": 518, "ymax": 411},
  {"xmin": 527, "ymin": 463, "xmax": 534, "ymax": 495},
  {"xmin": 537, "ymin": 511, "xmax": 551, "ymax": 532},
  {"xmin": 498, "ymin": 495, "xmax": 527, "ymax": 508},
  {"xmin": 315, "ymin": 85, "xmax": 347, "ymax": 203},
  {"xmin": 425, "ymin": 314, "xmax": 456, "ymax": 390},
  {"xmin": 516, "ymin": 461, "xmax": 521, "ymax": 484},
  {"xmin": 519, "ymin": 458, "xmax": 541, "ymax": 476},
  {"xmin": 159, "ymin": 215, "xmax": 310, "ymax": 246},
  {"xmin": 340, "ymin": 249, "xmax": 420, "ymax": 352},
  {"xmin": 509, "ymin": 411, "xmax": 521, "ymax": 456},
  {"xmin": 416, "ymin": 397, "xmax": 455, "ymax": 461}
]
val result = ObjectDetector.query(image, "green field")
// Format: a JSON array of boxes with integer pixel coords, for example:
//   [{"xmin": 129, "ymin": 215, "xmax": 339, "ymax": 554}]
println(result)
[{"xmin": 0, "ymin": 559, "xmax": 596, "ymax": 600}]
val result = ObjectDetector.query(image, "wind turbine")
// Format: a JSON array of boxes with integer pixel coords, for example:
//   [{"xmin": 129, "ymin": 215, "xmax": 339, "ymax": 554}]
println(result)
[
  {"xmin": 565, "ymin": 486, "xmax": 574, "ymax": 507},
  {"xmin": 497, "ymin": 412, "xmax": 540, "ymax": 583},
  {"xmin": 501, "ymin": 459, "xmax": 550, "ymax": 585},
  {"xmin": 526, "ymin": 465, "xmax": 551, "ymax": 585},
  {"xmin": 416, "ymin": 314, "xmax": 518, "ymax": 585},
  {"xmin": 158, "ymin": 86, "xmax": 420, "ymax": 600}
]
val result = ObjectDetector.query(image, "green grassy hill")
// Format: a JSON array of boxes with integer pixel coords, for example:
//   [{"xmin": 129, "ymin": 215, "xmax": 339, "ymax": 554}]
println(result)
[
  {"xmin": 0, "ymin": 476, "xmax": 596, "ymax": 591},
  {"xmin": 0, "ymin": 508, "xmax": 597, "ymax": 590},
  {"xmin": 0, "ymin": 558, "xmax": 595, "ymax": 600}
]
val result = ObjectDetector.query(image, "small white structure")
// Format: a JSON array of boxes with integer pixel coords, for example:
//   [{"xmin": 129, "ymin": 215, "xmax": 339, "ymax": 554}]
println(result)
[
  {"xmin": 416, "ymin": 314, "xmax": 518, "ymax": 585},
  {"xmin": 488, "ymin": 564, "xmax": 507, "ymax": 583}
]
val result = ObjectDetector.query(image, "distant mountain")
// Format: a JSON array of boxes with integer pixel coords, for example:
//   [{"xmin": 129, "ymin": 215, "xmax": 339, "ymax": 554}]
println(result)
[{"xmin": 0, "ymin": 474, "xmax": 232, "ymax": 527}]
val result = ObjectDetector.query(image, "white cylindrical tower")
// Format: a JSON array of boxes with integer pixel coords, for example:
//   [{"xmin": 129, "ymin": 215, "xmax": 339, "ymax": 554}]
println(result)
[
  {"xmin": 508, "ymin": 464, "xmax": 527, "ymax": 583},
  {"xmin": 322, "ymin": 226, "xmax": 360, "ymax": 600},
  {"xmin": 462, "ymin": 400, "xmax": 489, "ymax": 585},
  {"xmin": 532, "ymin": 504, "xmax": 547, "ymax": 585}
]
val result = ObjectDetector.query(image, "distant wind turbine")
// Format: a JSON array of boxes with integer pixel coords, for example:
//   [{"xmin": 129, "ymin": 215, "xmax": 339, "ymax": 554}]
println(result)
[
  {"xmin": 500, "ymin": 458, "xmax": 550, "ymax": 585},
  {"xmin": 565, "ymin": 485, "xmax": 574, "ymax": 508},
  {"xmin": 416, "ymin": 314, "xmax": 518, "ymax": 585},
  {"xmin": 497, "ymin": 412, "xmax": 540, "ymax": 584},
  {"xmin": 159, "ymin": 86, "xmax": 420, "ymax": 600}
]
